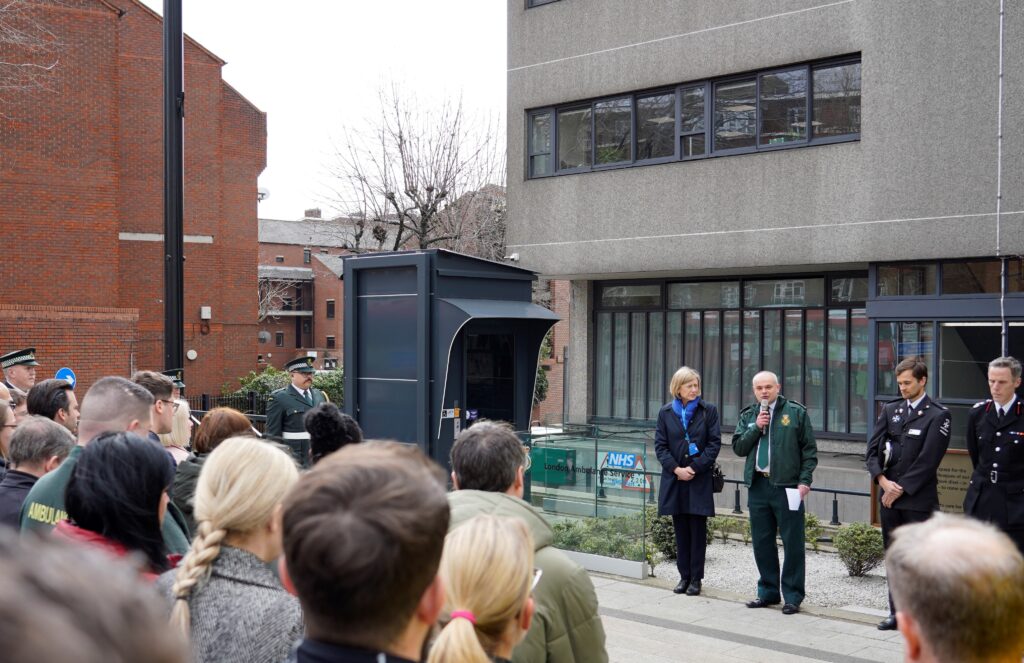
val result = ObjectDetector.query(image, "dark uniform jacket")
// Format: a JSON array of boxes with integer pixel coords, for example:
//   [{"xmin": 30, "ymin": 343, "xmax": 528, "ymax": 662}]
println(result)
[
  {"xmin": 865, "ymin": 395, "xmax": 950, "ymax": 511},
  {"xmin": 0, "ymin": 469, "xmax": 37, "ymax": 528},
  {"xmin": 654, "ymin": 400, "xmax": 722, "ymax": 517},
  {"xmin": 733, "ymin": 395, "xmax": 817, "ymax": 488},
  {"xmin": 265, "ymin": 385, "xmax": 328, "ymax": 439},
  {"xmin": 964, "ymin": 398, "xmax": 1024, "ymax": 528},
  {"xmin": 288, "ymin": 641, "xmax": 417, "ymax": 663}
]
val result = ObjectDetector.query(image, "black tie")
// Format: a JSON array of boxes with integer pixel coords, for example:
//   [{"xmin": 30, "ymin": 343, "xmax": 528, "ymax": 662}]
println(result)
[
  {"xmin": 303, "ymin": 389, "xmax": 312, "ymax": 405},
  {"xmin": 998, "ymin": 407, "xmax": 1005, "ymax": 423}
]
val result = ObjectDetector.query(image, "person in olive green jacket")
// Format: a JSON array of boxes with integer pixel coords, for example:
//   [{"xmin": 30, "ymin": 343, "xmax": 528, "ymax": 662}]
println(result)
[
  {"xmin": 732, "ymin": 371, "xmax": 817, "ymax": 615},
  {"xmin": 20, "ymin": 376, "xmax": 191, "ymax": 556},
  {"xmin": 448, "ymin": 421, "xmax": 608, "ymax": 663}
]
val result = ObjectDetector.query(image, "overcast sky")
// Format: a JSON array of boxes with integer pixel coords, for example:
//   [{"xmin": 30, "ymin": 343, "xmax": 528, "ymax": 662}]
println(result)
[{"xmin": 139, "ymin": 1, "xmax": 507, "ymax": 220}]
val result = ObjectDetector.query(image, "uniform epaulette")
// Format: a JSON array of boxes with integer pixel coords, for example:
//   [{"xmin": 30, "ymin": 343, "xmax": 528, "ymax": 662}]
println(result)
[
  {"xmin": 885, "ymin": 396, "xmax": 905, "ymax": 404},
  {"xmin": 786, "ymin": 399, "xmax": 807, "ymax": 410},
  {"xmin": 973, "ymin": 399, "xmax": 992, "ymax": 409},
  {"xmin": 932, "ymin": 401, "xmax": 949, "ymax": 411}
]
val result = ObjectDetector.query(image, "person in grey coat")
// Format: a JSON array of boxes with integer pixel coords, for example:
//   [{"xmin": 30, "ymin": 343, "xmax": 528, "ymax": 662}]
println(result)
[{"xmin": 157, "ymin": 436, "xmax": 302, "ymax": 663}]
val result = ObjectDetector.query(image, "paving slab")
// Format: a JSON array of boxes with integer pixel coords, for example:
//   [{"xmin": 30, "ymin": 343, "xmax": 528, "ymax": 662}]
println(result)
[{"xmin": 594, "ymin": 574, "xmax": 904, "ymax": 663}]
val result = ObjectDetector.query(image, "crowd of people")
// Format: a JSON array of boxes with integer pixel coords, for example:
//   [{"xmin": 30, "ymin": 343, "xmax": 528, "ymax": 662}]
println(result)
[{"xmin": 0, "ymin": 345, "xmax": 1020, "ymax": 663}]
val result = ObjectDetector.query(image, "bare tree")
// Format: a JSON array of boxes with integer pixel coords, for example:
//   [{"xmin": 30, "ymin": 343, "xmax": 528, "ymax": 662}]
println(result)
[
  {"xmin": 0, "ymin": 0, "xmax": 61, "ymax": 113},
  {"xmin": 258, "ymin": 276, "xmax": 303, "ymax": 322},
  {"xmin": 323, "ymin": 84, "xmax": 506, "ymax": 258}
]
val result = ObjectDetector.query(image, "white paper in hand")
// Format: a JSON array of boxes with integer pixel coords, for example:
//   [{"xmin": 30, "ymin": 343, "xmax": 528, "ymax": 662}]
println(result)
[{"xmin": 785, "ymin": 487, "xmax": 802, "ymax": 511}]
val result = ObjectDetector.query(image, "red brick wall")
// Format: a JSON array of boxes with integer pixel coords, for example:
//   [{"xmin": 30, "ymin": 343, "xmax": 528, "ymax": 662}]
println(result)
[
  {"xmin": 0, "ymin": 0, "xmax": 266, "ymax": 397},
  {"xmin": 535, "ymin": 279, "xmax": 571, "ymax": 425},
  {"xmin": 0, "ymin": 305, "xmax": 139, "ymax": 394}
]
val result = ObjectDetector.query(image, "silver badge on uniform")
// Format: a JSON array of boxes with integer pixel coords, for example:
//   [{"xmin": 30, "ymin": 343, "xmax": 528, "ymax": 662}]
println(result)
[{"xmin": 892, "ymin": 415, "xmax": 901, "ymax": 423}]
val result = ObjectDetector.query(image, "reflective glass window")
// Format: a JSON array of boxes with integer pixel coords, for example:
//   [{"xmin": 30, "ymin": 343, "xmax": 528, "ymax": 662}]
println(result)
[
  {"xmin": 827, "ymin": 310, "xmax": 849, "ymax": 432},
  {"xmin": 668, "ymin": 282, "xmax": 740, "ymax": 309},
  {"xmin": 703, "ymin": 312, "xmax": 721, "ymax": 407},
  {"xmin": 850, "ymin": 309, "xmax": 869, "ymax": 434},
  {"xmin": 637, "ymin": 93, "xmax": 675, "ymax": 160},
  {"xmin": 877, "ymin": 264, "xmax": 937, "ymax": 296},
  {"xmin": 557, "ymin": 107, "xmax": 592, "ymax": 170},
  {"xmin": 876, "ymin": 321, "xmax": 935, "ymax": 395},
  {"xmin": 685, "ymin": 311, "xmax": 702, "ymax": 370},
  {"xmin": 613, "ymin": 313, "xmax": 629, "ymax": 417},
  {"xmin": 600, "ymin": 284, "xmax": 661, "ymax": 308},
  {"xmin": 595, "ymin": 313, "xmax": 612, "ymax": 416},
  {"xmin": 528, "ymin": 111, "xmax": 553, "ymax": 177},
  {"xmin": 830, "ymin": 276, "xmax": 869, "ymax": 303},
  {"xmin": 714, "ymin": 79, "xmax": 756, "ymax": 150},
  {"xmin": 630, "ymin": 313, "xmax": 646, "ymax": 417},
  {"xmin": 722, "ymin": 310, "xmax": 741, "ymax": 423},
  {"xmin": 942, "ymin": 259, "xmax": 1024, "ymax": 295},
  {"xmin": 784, "ymin": 310, "xmax": 804, "ymax": 402},
  {"xmin": 763, "ymin": 309, "xmax": 783, "ymax": 378},
  {"xmin": 666, "ymin": 312, "xmax": 683, "ymax": 380},
  {"xmin": 744, "ymin": 278, "xmax": 824, "ymax": 308},
  {"xmin": 594, "ymin": 97, "xmax": 632, "ymax": 165},
  {"xmin": 759, "ymin": 68, "xmax": 808, "ymax": 146},
  {"xmin": 805, "ymin": 309, "xmax": 826, "ymax": 430},
  {"xmin": 648, "ymin": 313, "xmax": 665, "ymax": 416},
  {"xmin": 741, "ymin": 311, "xmax": 762, "ymax": 400},
  {"xmin": 813, "ymin": 62, "xmax": 861, "ymax": 137}
]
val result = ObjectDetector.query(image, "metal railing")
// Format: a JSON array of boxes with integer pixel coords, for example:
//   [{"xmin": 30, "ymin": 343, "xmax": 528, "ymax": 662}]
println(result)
[{"xmin": 722, "ymin": 477, "xmax": 868, "ymax": 526}]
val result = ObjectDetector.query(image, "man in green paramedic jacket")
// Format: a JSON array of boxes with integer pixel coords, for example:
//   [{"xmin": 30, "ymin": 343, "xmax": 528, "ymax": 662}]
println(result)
[{"xmin": 732, "ymin": 371, "xmax": 818, "ymax": 615}]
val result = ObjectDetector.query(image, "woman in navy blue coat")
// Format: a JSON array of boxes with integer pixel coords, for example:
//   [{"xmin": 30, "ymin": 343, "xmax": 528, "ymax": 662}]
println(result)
[{"xmin": 654, "ymin": 366, "xmax": 721, "ymax": 596}]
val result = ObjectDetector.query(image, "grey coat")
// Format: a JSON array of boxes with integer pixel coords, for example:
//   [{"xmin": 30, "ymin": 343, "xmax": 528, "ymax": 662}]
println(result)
[{"xmin": 156, "ymin": 546, "xmax": 303, "ymax": 663}]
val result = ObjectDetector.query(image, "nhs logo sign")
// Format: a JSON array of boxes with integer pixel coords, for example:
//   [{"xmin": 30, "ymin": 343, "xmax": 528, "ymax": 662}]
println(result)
[{"xmin": 604, "ymin": 452, "xmax": 638, "ymax": 469}]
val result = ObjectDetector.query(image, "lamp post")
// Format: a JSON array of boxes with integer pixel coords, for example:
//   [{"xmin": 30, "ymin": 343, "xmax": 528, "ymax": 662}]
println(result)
[{"xmin": 163, "ymin": 0, "xmax": 184, "ymax": 372}]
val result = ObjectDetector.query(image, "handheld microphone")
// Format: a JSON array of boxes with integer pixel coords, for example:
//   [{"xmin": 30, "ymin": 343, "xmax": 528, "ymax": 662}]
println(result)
[{"xmin": 760, "ymin": 399, "xmax": 770, "ymax": 433}]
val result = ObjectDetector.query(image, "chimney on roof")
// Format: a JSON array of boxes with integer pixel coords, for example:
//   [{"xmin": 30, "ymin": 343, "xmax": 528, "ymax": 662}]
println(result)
[{"xmin": 304, "ymin": 208, "xmax": 322, "ymax": 219}]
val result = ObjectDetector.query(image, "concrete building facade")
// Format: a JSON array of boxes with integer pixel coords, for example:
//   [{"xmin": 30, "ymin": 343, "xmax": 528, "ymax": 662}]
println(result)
[{"xmin": 506, "ymin": 0, "xmax": 1024, "ymax": 450}]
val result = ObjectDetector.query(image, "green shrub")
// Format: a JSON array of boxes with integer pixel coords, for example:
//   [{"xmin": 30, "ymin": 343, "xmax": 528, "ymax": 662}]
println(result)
[
  {"xmin": 647, "ymin": 508, "xmax": 677, "ymax": 560},
  {"xmin": 706, "ymin": 517, "xmax": 717, "ymax": 545},
  {"xmin": 225, "ymin": 365, "xmax": 345, "ymax": 405},
  {"xmin": 834, "ymin": 522, "xmax": 885, "ymax": 577},
  {"xmin": 741, "ymin": 518, "xmax": 752, "ymax": 545},
  {"xmin": 551, "ymin": 514, "xmax": 645, "ymax": 561},
  {"xmin": 805, "ymin": 512, "xmax": 825, "ymax": 553},
  {"xmin": 708, "ymin": 516, "xmax": 737, "ymax": 544}
]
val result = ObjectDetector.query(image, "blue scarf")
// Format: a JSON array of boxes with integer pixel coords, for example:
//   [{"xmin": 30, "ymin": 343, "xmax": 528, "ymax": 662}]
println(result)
[{"xmin": 671, "ymin": 397, "xmax": 700, "ymax": 444}]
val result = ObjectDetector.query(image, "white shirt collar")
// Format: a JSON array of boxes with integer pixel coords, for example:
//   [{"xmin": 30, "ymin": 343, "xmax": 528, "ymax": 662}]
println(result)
[
  {"xmin": 995, "ymin": 395, "xmax": 1016, "ymax": 412},
  {"xmin": 292, "ymin": 384, "xmax": 308, "ymax": 397},
  {"xmin": 907, "ymin": 394, "xmax": 926, "ymax": 410}
]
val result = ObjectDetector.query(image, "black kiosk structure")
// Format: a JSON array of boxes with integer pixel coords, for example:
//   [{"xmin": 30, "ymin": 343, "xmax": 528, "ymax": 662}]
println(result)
[{"xmin": 342, "ymin": 250, "xmax": 559, "ymax": 466}]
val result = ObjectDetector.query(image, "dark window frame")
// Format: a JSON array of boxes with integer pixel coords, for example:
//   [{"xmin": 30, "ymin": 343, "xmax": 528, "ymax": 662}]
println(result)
[
  {"xmin": 528, "ymin": 54, "xmax": 860, "ymax": 179},
  {"xmin": 326, "ymin": 299, "xmax": 336, "ymax": 319},
  {"xmin": 274, "ymin": 331, "xmax": 284, "ymax": 347},
  {"xmin": 326, "ymin": 335, "xmax": 336, "ymax": 349},
  {"xmin": 527, "ymin": 110, "xmax": 554, "ymax": 178},
  {"xmin": 303, "ymin": 248, "xmax": 311, "ymax": 264}
]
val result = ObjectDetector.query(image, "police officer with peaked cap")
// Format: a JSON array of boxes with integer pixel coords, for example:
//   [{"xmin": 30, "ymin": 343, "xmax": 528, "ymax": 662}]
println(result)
[
  {"xmin": 161, "ymin": 368, "xmax": 186, "ymax": 400},
  {"xmin": 964, "ymin": 355, "xmax": 1024, "ymax": 555},
  {"xmin": 265, "ymin": 356, "xmax": 328, "ymax": 465},
  {"xmin": 865, "ymin": 356, "xmax": 950, "ymax": 631},
  {"xmin": 0, "ymin": 348, "xmax": 40, "ymax": 392}
]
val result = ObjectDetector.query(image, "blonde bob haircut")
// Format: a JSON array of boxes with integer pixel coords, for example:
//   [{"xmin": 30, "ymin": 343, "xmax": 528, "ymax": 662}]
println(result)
[
  {"xmin": 170, "ymin": 436, "xmax": 299, "ymax": 635},
  {"xmin": 427, "ymin": 515, "xmax": 535, "ymax": 663},
  {"xmin": 669, "ymin": 366, "xmax": 701, "ymax": 400},
  {"xmin": 158, "ymin": 399, "xmax": 191, "ymax": 450}
]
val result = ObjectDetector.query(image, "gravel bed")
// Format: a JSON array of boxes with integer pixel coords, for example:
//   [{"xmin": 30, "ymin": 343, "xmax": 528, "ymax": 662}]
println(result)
[{"xmin": 653, "ymin": 540, "xmax": 889, "ymax": 611}]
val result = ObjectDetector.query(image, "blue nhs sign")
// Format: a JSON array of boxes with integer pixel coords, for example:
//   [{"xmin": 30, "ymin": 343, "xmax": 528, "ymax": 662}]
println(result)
[{"xmin": 604, "ymin": 452, "xmax": 638, "ymax": 469}]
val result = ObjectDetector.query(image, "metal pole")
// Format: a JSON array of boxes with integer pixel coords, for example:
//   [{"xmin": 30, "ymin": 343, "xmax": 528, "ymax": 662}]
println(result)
[
  {"xmin": 831, "ymin": 492, "xmax": 841, "ymax": 526},
  {"xmin": 163, "ymin": 0, "xmax": 185, "ymax": 372},
  {"xmin": 733, "ymin": 483, "xmax": 742, "ymax": 514}
]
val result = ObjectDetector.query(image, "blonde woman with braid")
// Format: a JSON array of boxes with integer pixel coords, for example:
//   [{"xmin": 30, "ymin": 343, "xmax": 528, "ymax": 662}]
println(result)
[
  {"xmin": 155, "ymin": 436, "xmax": 301, "ymax": 663},
  {"xmin": 428, "ymin": 515, "xmax": 537, "ymax": 663}
]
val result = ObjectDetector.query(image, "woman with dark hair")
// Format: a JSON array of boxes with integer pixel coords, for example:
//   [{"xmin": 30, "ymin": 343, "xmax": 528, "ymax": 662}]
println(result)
[
  {"xmin": 172, "ymin": 407, "xmax": 254, "ymax": 535},
  {"xmin": 303, "ymin": 402, "xmax": 363, "ymax": 465},
  {"xmin": 56, "ymin": 431, "xmax": 176, "ymax": 578}
]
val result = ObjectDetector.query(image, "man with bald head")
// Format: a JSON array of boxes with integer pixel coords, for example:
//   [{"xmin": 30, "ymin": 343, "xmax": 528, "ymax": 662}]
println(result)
[
  {"xmin": 887, "ymin": 514, "xmax": 1024, "ymax": 663},
  {"xmin": 19, "ymin": 376, "xmax": 153, "ymax": 535},
  {"xmin": 732, "ymin": 371, "xmax": 817, "ymax": 615}
]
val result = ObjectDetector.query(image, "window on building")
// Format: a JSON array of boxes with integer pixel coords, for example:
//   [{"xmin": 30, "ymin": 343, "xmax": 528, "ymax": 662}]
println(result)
[
  {"xmin": 759, "ymin": 68, "xmax": 808, "ymax": 146},
  {"xmin": 275, "ymin": 256, "xmax": 284, "ymax": 263},
  {"xmin": 326, "ymin": 335, "xmax": 336, "ymax": 349},
  {"xmin": 320, "ymin": 248, "xmax": 329, "ymax": 254},
  {"xmin": 714, "ymin": 78, "xmax": 756, "ymax": 151},
  {"xmin": 528, "ymin": 111, "xmax": 553, "ymax": 177},
  {"xmin": 594, "ymin": 97, "xmax": 632, "ymax": 165},
  {"xmin": 557, "ymin": 107, "xmax": 592, "ymax": 170},
  {"xmin": 941, "ymin": 258, "xmax": 1024, "ymax": 295},
  {"xmin": 527, "ymin": 55, "xmax": 860, "ymax": 178},
  {"xmin": 680, "ymin": 85, "xmax": 706, "ymax": 157},
  {"xmin": 877, "ymin": 264, "xmax": 937, "ymax": 296},
  {"xmin": 636, "ymin": 91, "xmax": 676, "ymax": 160},
  {"xmin": 593, "ymin": 273, "xmax": 868, "ymax": 433},
  {"xmin": 326, "ymin": 299, "xmax": 336, "ymax": 319},
  {"xmin": 275, "ymin": 331, "xmax": 284, "ymax": 347},
  {"xmin": 303, "ymin": 248, "xmax": 311, "ymax": 264},
  {"xmin": 830, "ymin": 275, "xmax": 869, "ymax": 303}
]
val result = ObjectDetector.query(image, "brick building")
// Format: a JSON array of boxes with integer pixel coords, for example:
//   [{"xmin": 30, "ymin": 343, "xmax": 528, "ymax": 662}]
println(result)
[
  {"xmin": 257, "ymin": 210, "xmax": 350, "ymax": 371},
  {"xmin": 0, "ymin": 0, "xmax": 266, "ymax": 395}
]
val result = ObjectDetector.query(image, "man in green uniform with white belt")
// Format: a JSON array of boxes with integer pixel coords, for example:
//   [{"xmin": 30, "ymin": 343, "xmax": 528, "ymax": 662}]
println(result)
[
  {"xmin": 265, "ymin": 356, "xmax": 328, "ymax": 464},
  {"xmin": 733, "ymin": 370, "xmax": 818, "ymax": 615}
]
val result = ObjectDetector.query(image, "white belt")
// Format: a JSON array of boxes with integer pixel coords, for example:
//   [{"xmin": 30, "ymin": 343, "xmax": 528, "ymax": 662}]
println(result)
[{"xmin": 282, "ymin": 432, "xmax": 310, "ymax": 440}]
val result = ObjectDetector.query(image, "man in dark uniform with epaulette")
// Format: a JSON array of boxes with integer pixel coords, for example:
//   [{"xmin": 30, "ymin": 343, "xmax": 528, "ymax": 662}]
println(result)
[
  {"xmin": 865, "ymin": 356, "xmax": 950, "ymax": 631},
  {"xmin": 161, "ymin": 368, "xmax": 185, "ymax": 400},
  {"xmin": 265, "ymin": 356, "xmax": 328, "ymax": 464},
  {"xmin": 0, "ymin": 347, "xmax": 39, "ymax": 392},
  {"xmin": 964, "ymin": 355, "xmax": 1024, "ymax": 556}
]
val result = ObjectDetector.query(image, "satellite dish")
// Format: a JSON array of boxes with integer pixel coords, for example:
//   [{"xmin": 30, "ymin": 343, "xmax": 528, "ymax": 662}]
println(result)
[
  {"xmin": 257, "ymin": 187, "xmax": 270, "ymax": 202},
  {"xmin": 257, "ymin": 331, "xmax": 272, "ymax": 343}
]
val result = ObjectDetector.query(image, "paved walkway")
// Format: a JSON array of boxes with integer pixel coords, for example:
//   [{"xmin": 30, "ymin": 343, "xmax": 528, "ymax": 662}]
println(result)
[{"xmin": 593, "ymin": 574, "xmax": 905, "ymax": 663}]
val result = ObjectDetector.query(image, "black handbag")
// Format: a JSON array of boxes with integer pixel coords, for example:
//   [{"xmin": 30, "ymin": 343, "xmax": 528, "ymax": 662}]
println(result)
[{"xmin": 712, "ymin": 462, "xmax": 726, "ymax": 493}]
